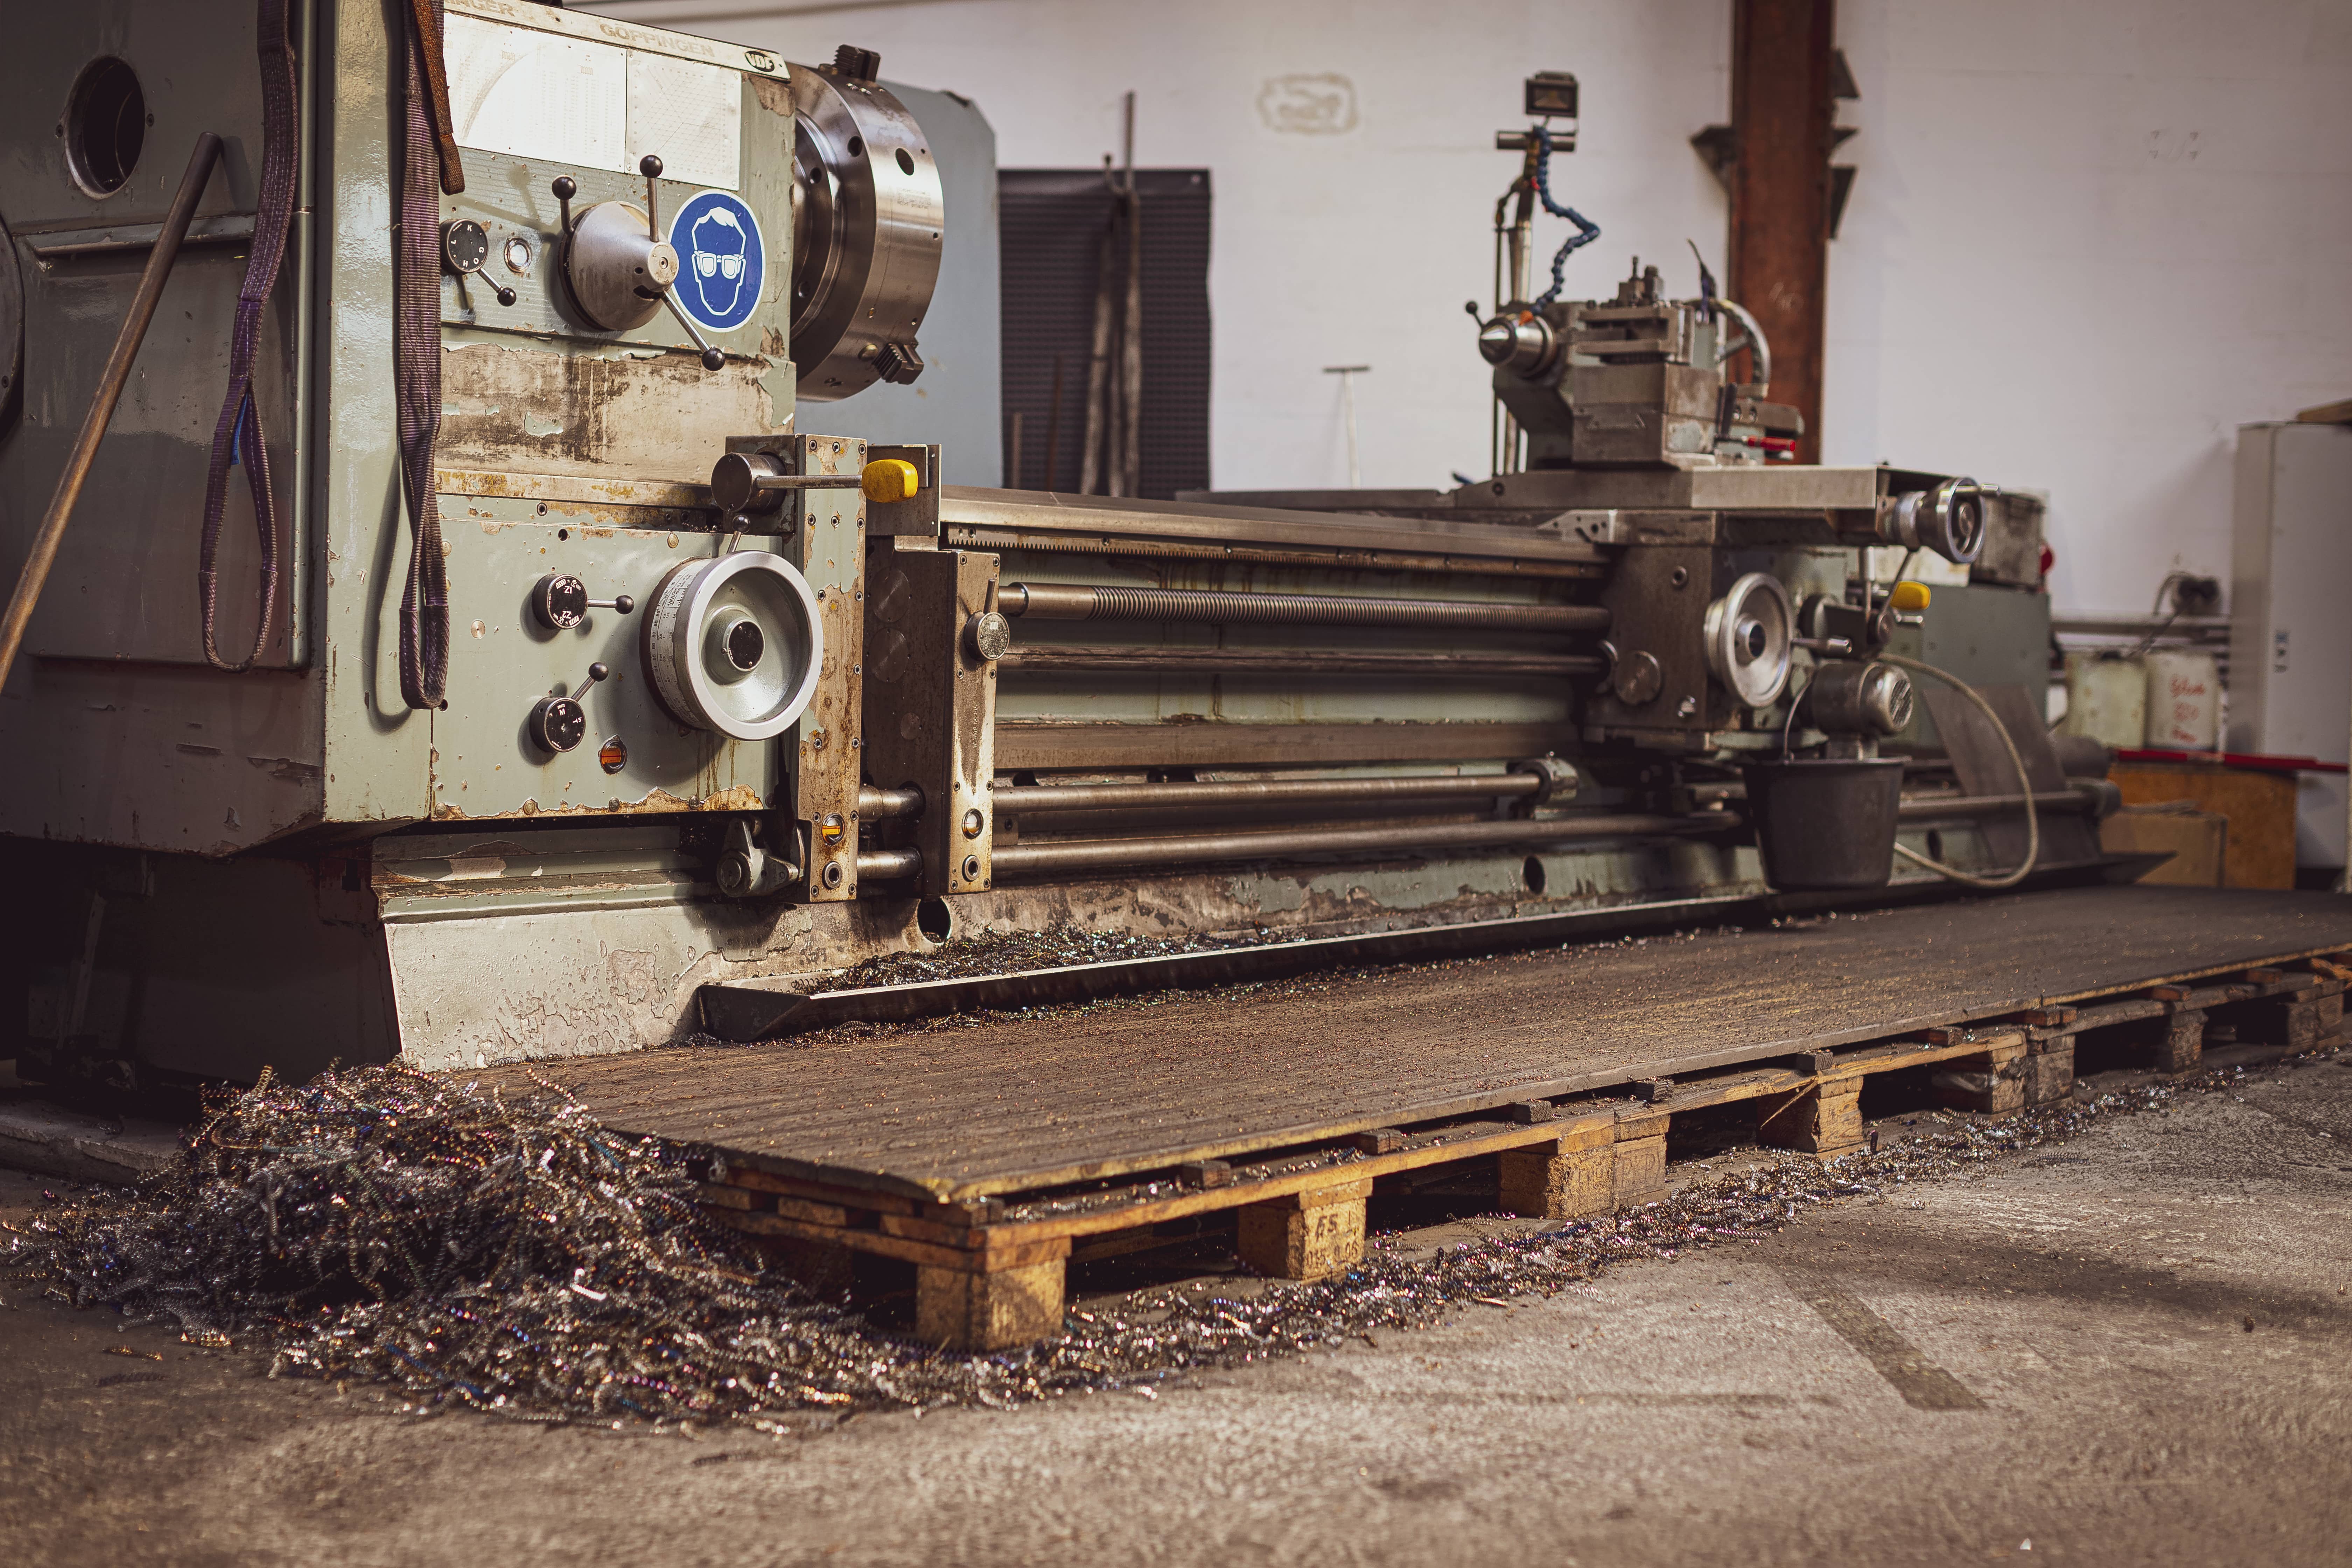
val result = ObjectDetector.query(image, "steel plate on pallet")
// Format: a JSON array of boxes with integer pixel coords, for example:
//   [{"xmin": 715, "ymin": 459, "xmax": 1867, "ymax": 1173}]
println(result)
[{"xmin": 488, "ymin": 885, "xmax": 2352, "ymax": 1201}]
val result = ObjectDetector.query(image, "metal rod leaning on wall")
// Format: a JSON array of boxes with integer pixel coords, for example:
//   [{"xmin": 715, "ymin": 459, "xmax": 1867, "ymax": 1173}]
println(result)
[
  {"xmin": 1116, "ymin": 89, "xmax": 1143, "ymax": 498},
  {"xmin": 0, "ymin": 133, "xmax": 223, "ymax": 691},
  {"xmin": 998, "ymin": 582, "xmax": 1610, "ymax": 635},
  {"xmin": 991, "ymin": 811, "xmax": 1728, "ymax": 877}
]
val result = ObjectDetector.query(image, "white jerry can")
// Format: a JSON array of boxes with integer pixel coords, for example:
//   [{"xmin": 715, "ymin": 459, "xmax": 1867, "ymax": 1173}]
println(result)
[
  {"xmin": 2062, "ymin": 652, "xmax": 2147, "ymax": 749},
  {"xmin": 2144, "ymin": 649, "xmax": 2221, "ymax": 750}
]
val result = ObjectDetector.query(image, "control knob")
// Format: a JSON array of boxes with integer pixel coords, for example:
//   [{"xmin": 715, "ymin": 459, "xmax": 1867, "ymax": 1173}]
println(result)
[
  {"xmin": 441, "ymin": 219, "xmax": 517, "ymax": 307},
  {"xmin": 527, "ymin": 662, "xmax": 608, "ymax": 754},
  {"xmin": 530, "ymin": 573, "xmax": 635, "ymax": 631}
]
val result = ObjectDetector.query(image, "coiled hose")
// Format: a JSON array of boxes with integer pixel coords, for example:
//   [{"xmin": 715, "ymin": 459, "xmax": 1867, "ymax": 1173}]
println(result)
[
  {"xmin": 1531, "ymin": 124, "xmax": 1602, "ymax": 308},
  {"xmin": 1879, "ymin": 653, "xmax": 2040, "ymax": 888}
]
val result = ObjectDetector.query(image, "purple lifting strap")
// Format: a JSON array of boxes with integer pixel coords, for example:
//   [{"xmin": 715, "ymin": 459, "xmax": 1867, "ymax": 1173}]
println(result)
[
  {"xmin": 197, "ymin": 0, "xmax": 294, "ymax": 672},
  {"xmin": 393, "ymin": 0, "xmax": 452, "ymax": 710}
]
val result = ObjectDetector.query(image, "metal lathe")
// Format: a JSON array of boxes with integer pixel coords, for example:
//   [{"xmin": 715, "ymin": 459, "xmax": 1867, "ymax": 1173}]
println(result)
[{"xmin": 0, "ymin": 2, "xmax": 2101, "ymax": 1086}]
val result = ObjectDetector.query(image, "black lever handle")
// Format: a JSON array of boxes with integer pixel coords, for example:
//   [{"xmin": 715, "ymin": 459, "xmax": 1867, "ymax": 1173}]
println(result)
[
  {"xmin": 441, "ymin": 220, "xmax": 517, "ymax": 307},
  {"xmin": 639, "ymin": 154, "xmax": 664, "ymax": 238}
]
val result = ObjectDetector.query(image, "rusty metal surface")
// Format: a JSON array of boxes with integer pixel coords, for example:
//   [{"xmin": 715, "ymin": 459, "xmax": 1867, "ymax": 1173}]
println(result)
[
  {"xmin": 438, "ymin": 343, "xmax": 780, "ymax": 486},
  {"xmin": 506, "ymin": 885, "xmax": 2352, "ymax": 1200},
  {"xmin": 860, "ymin": 545, "xmax": 999, "ymax": 897},
  {"xmin": 940, "ymin": 486, "xmax": 1608, "ymax": 568},
  {"xmin": 786, "ymin": 435, "xmax": 868, "ymax": 901},
  {"xmin": 994, "ymin": 720, "xmax": 1583, "ymax": 771}
]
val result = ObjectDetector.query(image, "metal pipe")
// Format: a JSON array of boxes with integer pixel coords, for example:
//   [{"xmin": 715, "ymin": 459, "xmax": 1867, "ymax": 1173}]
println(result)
[
  {"xmin": 855, "ymin": 847, "xmax": 924, "ymax": 880},
  {"xmin": 2050, "ymin": 612, "xmax": 2230, "ymax": 638},
  {"xmin": 990, "ymin": 812, "xmax": 1727, "ymax": 876},
  {"xmin": 941, "ymin": 525, "xmax": 1602, "ymax": 581},
  {"xmin": 0, "ymin": 133, "xmax": 223, "ymax": 691},
  {"xmin": 999, "ymin": 646, "xmax": 1606, "ymax": 679},
  {"xmin": 857, "ymin": 783, "xmax": 925, "ymax": 819},
  {"xmin": 996, "ymin": 774, "xmax": 1548, "ymax": 815},
  {"xmin": 999, "ymin": 582, "xmax": 1609, "ymax": 636},
  {"xmin": 1896, "ymin": 789, "xmax": 2097, "ymax": 822}
]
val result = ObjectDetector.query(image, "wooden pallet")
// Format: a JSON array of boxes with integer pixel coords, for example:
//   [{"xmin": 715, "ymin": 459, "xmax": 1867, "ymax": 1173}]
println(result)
[
  {"xmin": 2016, "ymin": 961, "xmax": 2347, "ymax": 1087},
  {"xmin": 695, "ymin": 955, "xmax": 2345, "ymax": 1350}
]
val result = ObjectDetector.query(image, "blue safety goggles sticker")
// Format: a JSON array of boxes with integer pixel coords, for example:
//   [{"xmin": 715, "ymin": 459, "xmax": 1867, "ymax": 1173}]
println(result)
[{"xmin": 667, "ymin": 190, "xmax": 765, "ymax": 334}]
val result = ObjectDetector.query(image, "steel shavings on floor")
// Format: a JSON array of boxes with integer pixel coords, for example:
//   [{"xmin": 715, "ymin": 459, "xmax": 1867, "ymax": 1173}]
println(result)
[
  {"xmin": 806, "ymin": 922, "xmax": 1230, "ymax": 995},
  {"xmin": 3, "ymin": 1050, "xmax": 2334, "ymax": 1433}
]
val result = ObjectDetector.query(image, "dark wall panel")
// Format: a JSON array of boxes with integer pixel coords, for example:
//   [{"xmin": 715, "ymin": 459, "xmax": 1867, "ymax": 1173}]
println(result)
[{"xmin": 997, "ymin": 168, "xmax": 1210, "ymax": 499}]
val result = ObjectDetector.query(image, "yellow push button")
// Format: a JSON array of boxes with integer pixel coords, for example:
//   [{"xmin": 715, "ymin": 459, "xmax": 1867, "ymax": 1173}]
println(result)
[
  {"xmin": 1889, "ymin": 580, "xmax": 1931, "ymax": 612},
  {"xmin": 861, "ymin": 458, "xmax": 920, "ymax": 504}
]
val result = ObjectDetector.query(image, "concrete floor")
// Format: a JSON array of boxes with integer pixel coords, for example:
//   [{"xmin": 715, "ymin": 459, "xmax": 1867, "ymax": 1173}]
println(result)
[{"xmin": 4, "ymin": 1054, "xmax": 2349, "ymax": 1567}]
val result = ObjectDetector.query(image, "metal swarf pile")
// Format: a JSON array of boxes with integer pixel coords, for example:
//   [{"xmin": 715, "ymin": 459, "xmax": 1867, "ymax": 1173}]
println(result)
[
  {"xmin": 3, "ymin": 1052, "xmax": 2312, "ymax": 1430},
  {"xmin": 807, "ymin": 921, "xmax": 1229, "ymax": 994}
]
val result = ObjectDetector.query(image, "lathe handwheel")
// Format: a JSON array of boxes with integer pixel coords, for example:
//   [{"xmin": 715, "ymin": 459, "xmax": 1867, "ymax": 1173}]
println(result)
[
  {"xmin": 1702, "ymin": 571, "xmax": 1794, "ymax": 709},
  {"xmin": 642, "ymin": 552, "xmax": 824, "ymax": 741}
]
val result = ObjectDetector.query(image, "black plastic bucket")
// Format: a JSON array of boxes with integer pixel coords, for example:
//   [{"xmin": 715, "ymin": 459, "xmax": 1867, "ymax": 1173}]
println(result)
[{"xmin": 1740, "ymin": 755, "xmax": 1908, "ymax": 891}]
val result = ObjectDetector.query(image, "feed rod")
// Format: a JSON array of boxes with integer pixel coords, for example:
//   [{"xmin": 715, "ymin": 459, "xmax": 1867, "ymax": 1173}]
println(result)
[
  {"xmin": 992, "ymin": 812, "xmax": 1725, "ymax": 876},
  {"xmin": 856, "ymin": 847, "xmax": 924, "ymax": 880},
  {"xmin": 857, "ymin": 784, "xmax": 925, "ymax": 819},
  {"xmin": 999, "ymin": 582, "xmax": 1608, "ymax": 636},
  {"xmin": 995, "ymin": 774, "xmax": 1550, "ymax": 814},
  {"xmin": 0, "ymin": 133, "xmax": 223, "ymax": 690},
  {"xmin": 1000, "ymin": 646, "xmax": 1606, "ymax": 678}
]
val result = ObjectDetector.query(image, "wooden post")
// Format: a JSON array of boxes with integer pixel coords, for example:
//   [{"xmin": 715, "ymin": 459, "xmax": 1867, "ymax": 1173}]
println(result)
[
  {"xmin": 1236, "ymin": 1178, "xmax": 1370, "ymax": 1279},
  {"xmin": 1497, "ymin": 1115, "xmax": 1617, "ymax": 1219},
  {"xmin": 2022, "ymin": 1040, "xmax": 2076, "ymax": 1107},
  {"xmin": 1727, "ymin": 0, "xmax": 1836, "ymax": 463},
  {"xmin": 916, "ymin": 1253, "xmax": 1070, "ymax": 1351},
  {"xmin": 1612, "ymin": 1110, "xmax": 1671, "ymax": 1206},
  {"xmin": 2153, "ymin": 1008, "xmax": 2205, "ymax": 1074},
  {"xmin": 1756, "ymin": 1079, "xmax": 1862, "ymax": 1155}
]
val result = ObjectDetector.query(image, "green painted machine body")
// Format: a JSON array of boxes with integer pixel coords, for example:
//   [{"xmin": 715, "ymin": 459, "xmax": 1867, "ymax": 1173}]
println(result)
[
  {"xmin": 0, "ymin": 12, "xmax": 2070, "ymax": 1088},
  {"xmin": 0, "ymin": 0, "xmax": 815, "ymax": 854}
]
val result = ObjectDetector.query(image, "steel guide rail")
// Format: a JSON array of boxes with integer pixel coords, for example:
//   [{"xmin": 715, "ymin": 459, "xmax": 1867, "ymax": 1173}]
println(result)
[{"xmin": 693, "ymin": 861, "xmax": 2145, "ymax": 1044}]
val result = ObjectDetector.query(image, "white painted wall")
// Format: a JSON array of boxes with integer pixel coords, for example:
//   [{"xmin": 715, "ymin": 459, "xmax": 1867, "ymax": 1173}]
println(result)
[
  {"xmin": 1827, "ymin": 2, "xmax": 2352, "ymax": 613},
  {"xmin": 592, "ymin": 0, "xmax": 2352, "ymax": 612}
]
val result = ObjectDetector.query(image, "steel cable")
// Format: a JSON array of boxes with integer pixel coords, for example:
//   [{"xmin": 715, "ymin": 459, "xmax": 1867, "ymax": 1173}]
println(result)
[{"xmin": 1879, "ymin": 653, "xmax": 2040, "ymax": 888}]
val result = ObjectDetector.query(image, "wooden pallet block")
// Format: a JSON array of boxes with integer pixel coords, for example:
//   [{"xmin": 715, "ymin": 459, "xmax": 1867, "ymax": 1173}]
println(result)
[
  {"xmin": 1495, "ymin": 1113, "xmax": 1617, "ymax": 1219},
  {"xmin": 2021, "ymin": 1043, "xmax": 2075, "ymax": 1107},
  {"xmin": 1236, "ymin": 1177, "xmax": 1372, "ymax": 1280},
  {"xmin": 2228, "ymin": 972, "xmax": 2345, "ymax": 1051},
  {"xmin": 917, "ymin": 1255, "xmax": 1071, "ymax": 1350},
  {"xmin": 1755, "ymin": 1078, "xmax": 1862, "ymax": 1155}
]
